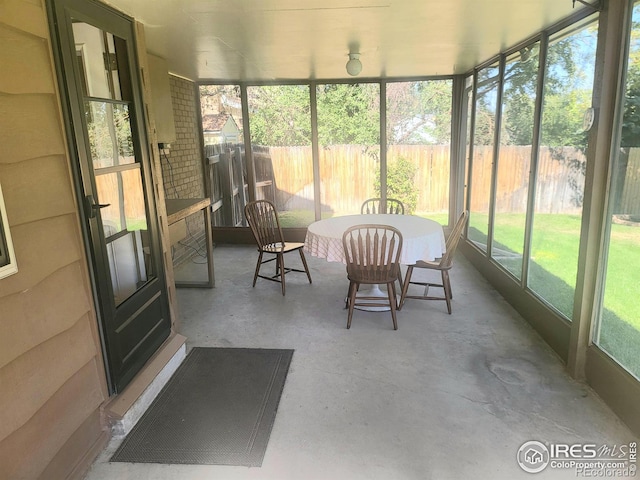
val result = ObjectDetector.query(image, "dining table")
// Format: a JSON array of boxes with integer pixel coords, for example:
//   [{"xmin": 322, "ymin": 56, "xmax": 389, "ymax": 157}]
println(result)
[{"xmin": 304, "ymin": 213, "xmax": 446, "ymax": 310}]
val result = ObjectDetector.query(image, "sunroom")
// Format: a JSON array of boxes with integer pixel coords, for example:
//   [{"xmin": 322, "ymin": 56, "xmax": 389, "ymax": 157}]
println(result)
[{"xmin": 1, "ymin": 0, "xmax": 639, "ymax": 478}]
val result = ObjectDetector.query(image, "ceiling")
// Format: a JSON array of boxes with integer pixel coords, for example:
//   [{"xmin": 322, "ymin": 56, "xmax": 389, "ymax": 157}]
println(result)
[{"xmin": 103, "ymin": 0, "xmax": 597, "ymax": 82}]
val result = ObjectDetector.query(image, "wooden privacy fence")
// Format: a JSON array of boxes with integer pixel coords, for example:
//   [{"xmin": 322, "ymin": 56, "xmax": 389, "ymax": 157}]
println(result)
[
  {"xmin": 268, "ymin": 144, "xmax": 452, "ymax": 214},
  {"xmin": 621, "ymin": 148, "xmax": 640, "ymax": 214},
  {"xmin": 205, "ymin": 144, "xmax": 248, "ymax": 227},
  {"xmin": 471, "ymin": 145, "xmax": 587, "ymax": 214},
  {"xmin": 204, "ymin": 144, "xmax": 278, "ymax": 227},
  {"xmin": 269, "ymin": 144, "xmax": 589, "ymax": 214},
  {"xmin": 202, "ymin": 143, "xmax": 640, "ymax": 226}
]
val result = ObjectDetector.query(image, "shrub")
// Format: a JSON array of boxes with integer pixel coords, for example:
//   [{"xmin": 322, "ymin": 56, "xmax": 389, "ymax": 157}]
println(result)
[{"xmin": 375, "ymin": 156, "xmax": 418, "ymax": 214}]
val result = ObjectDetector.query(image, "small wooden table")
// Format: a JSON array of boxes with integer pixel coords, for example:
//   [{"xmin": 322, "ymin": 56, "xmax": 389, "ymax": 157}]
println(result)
[{"xmin": 166, "ymin": 198, "xmax": 214, "ymax": 288}]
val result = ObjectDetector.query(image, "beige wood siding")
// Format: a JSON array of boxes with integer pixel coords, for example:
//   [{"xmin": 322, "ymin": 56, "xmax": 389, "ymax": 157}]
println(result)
[{"xmin": 0, "ymin": 1, "xmax": 109, "ymax": 479}]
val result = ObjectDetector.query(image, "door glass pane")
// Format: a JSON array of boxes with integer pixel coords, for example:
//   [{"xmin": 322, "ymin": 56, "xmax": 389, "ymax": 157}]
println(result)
[
  {"xmin": 386, "ymin": 80, "xmax": 452, "ymax": 225},
  {"xmin": 95, "ymin": 168, "xmax": 147, "ymax": 236},
  {"xmin": 72, "ymin": 22, "xmax": 124, "ymax": 100},
  {"xmin": 528, "ymin": 19, "xmax": 598, "ymax": 319},
  {"xmin": 85, "ymin": 101, "xmax": 135, "ymax": 168},
  {"xmin": 247, "ymin": 85, "xmax": 314, "ymax": 226},
  {"xmin": 97, "ymin": 167, "xmax": 152, "ymax": 306},
  {"xmin": 107, "ymin": 230, "xmax": 152, "ymax": 306},
  {"xmin": 317, "ymin": 83, "xmax": 380, "ymax": 217},
  {"xmin": 72, "ymin": 21, "xmax": 157, "ymax": 307},
  {"xmin": 595, "ymin": 1, "xmax": 640, "ymax": 379},
  {"xmin": 469, "ymin": 61, "xmax": 500, "ymax": 250},
  {"xmin": 492, "ymin": 45, "xmax": 539, "ymax": 278}
]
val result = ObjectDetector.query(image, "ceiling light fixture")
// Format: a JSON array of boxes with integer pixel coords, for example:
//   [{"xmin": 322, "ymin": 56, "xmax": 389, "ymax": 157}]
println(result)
[{"xmin": 346, "ymin": 53, "xmax": 362, "ymax": 76}]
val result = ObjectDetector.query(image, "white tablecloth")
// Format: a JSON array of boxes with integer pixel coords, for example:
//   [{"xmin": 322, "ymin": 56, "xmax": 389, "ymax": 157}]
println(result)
[{"xmin": 304, "ymin": 214, "xmax": 446, "ymax": 264}]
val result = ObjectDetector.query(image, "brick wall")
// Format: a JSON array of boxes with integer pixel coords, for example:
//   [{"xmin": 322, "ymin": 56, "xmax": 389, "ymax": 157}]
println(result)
[
  {"xmin": 162, "ymin": 75, "xmax": 207, "ymax": 267},
  {"xmin": 161, "ymin": 75, "xmax": 205, "ymax": 199}
]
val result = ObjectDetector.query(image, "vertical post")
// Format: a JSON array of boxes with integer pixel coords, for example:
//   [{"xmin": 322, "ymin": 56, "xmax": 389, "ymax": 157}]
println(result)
[
  {"xmin": 133, "ymin": 21, "xmax": 179, "ymax": 327},
  {"xmin": 310, "ymin": 82, "xmax": 321, "ymax": 221},
  {"xmin": 380, "ymin": 81, "xmax": 387, "ymax": 209},
  {"xmin": 241, "ymin": 84, "xmax": 256, "ymax": 203},
  {"xmin": 450, "ymin": 75, "xmax": 467, "ymax": 226},
  {"xmin": 220, "ymin": 149, "xmax": 234, "ymax": 226},
  {"xmin": 522, "ymin": 34, "xmax": 548, "ymax": 289},
  {"xmin": 568, "ymin": 0, "xmax": 628, "ymax": 379},
  {"xmin": 204, "ymin": 205, "xmax": 215, "ymax": 287},
  {"xmin": 486, "ymin": 55, "xmax": 505, "ymax": 258},
  {"xmin": 235, "ymin": 146, "xmax": 247, "ymax": 225}
]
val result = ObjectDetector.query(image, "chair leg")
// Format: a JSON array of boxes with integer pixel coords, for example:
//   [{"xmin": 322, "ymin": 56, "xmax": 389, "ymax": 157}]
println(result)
[
  {"xmin": 442, "ymin": 270, "xmax": 452, "ymax": 314},
  {"xmin": 347, "ymin": 281, "xmax": 357, "ymax": 329},
  {"xmin": 396, "ymin": 267, "xmax": 403, "ymax": 295},
  {"xmin": 345, "ymin": 281, "xmax": 355, "ymax": 309},
  {"xmin": 387, "ymin": 282, "xmax": 398, "ymax": 330},
  {"xmin": 299, "ymin": 249, "xmax": 312, "ymax": 284},
  {"xmin": 398, "ymin": 265, "xmax": 414, "ymax": 310},
  {"xmin": 278, "ymin": 254, "xmax": 286, "ymax": 296},
  {"xmin": 252, "ymin": 251, "xmax": 263, "ymax": 287}
]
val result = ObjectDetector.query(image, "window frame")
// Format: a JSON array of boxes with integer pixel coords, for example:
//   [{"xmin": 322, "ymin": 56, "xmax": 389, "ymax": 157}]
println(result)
[{"xmin": 0, "ymin": 179, "xmax": 18, "ymax": 279}]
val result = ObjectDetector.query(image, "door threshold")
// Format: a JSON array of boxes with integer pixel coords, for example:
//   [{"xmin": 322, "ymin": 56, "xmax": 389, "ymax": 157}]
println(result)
[{"xmin": 102, "ymin": 333, "xmax": 187, "ymax": 437}]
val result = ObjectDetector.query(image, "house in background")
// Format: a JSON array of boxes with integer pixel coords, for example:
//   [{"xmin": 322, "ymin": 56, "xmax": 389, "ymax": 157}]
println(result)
[
  {"xmin": 202, "ymin": 113, "xmax": 241, "ymax": 145},
  {"xmin": 1, "ymin": 0, "xmax": 639, "ymax": 479}
]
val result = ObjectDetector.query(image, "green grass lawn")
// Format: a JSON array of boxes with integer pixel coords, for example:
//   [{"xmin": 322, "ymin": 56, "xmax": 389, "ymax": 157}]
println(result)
[
  {"xmin": 279, "ymin": 208, "xmax": 638, "ymax": 328},
  {"xmin": 279, "ymin": 208, "xmax": 639, "ymax": 376},
  {"xmin": 468, "ymin": 211, "xmax": 640, "ymax": 378},
  {"xmin": 472, "ymin": 213, "xmax": 639, "ymax": 327},
  {"xmin": 277, "ymin": 209, "xmax": 334, "ymax": 227}
]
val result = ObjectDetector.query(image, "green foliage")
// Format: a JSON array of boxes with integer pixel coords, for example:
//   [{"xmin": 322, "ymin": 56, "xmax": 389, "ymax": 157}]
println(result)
[
  {"xmin": 540, "ymin": 91, "xmax": 590, "ymax": 148},
  {"xmin": 375, "ymin": 156, "xmax": 418, "ymax": 214},
  {"xmin": 500, "ymin": 45, "xmax": 539, "ymax": 145},
  {"xmin": 316, "ymin": 83, "xmax": 380, "ymax": 146},
  {"xmin": 248, "ymin": 85, "xmax": 311, "ymax": 146},
  {"xmin": 386, "ymin": 80, "xmax": 452, "ymax": 144},
  {"xmin": 472, "ymin": 63, "xmax": 501, "ymax": 145},
  {"xmin": 472, "ymin": 25, "xmax": 597, "ymax": 149},
  {"xmin": 621, "ymin": 11, "xmax": 640, "ymax": 149},
  {"xmin": 216, "ymin": 81, "xmax": 455, "ymax": 148},
  {"xmin": 86, "ymin": 103, "xmax": 133, "ymax": 167},
  {"xmin": 620, "ymin": 69, "xmax": 640, "ymax": 148}
]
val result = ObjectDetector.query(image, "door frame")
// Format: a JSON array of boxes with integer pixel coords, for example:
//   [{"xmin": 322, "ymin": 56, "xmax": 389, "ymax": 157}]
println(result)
[{"xmin": 47, "ymin": 0, "xmax": 172, "ymax": 394}]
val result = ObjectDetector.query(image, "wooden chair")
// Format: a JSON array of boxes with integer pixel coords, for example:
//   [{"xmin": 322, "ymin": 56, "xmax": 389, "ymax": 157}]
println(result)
[
  {"xmin": 244, "ymin": 200, "xmax": 312, "ymax": 295},
  {"xmin": 399, "ymin": 211, "xmax": 468, "ymax": 314},
  {"xmin": 361, "ymin": 197, "xmax": 405, "ymax": 215},
  {"xmin": 342, "ymin": 224, "xmax": 403, "ymax": 330}
]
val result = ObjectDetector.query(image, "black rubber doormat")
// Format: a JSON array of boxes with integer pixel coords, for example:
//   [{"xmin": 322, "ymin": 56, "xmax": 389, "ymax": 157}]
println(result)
[{"xmin": 111, "ymin": 347, "xmax": 294, "ymax": 467}]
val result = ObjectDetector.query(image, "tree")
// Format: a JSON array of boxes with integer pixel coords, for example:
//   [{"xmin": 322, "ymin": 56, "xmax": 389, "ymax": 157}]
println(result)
[
  {"xmin": 247, "ymin": 85, "xmax": 311, "ymax": 146},
  {"xmin": 386, "ymin": 80, "xmax": 452, "ymax": 145},
  {"xmin": 472, "ymin": 28, "xmax": 597, "ymax": 151},
  {"xmin": 86, "ymin": 103, "xmax": 133, "ymax": 167},
  {"xmin": 614, "ymin": 7, "xmax": 640, "ymax": 213},
  {"xmin": 316, "ymin": 83, "xmax": 380, "ymax": 146}
]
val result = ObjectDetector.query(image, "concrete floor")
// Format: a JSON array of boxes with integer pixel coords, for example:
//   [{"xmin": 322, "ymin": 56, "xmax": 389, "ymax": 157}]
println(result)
[{"xmin": 85, "ymin": 244, "xmax": 637, "ymax": 480}]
